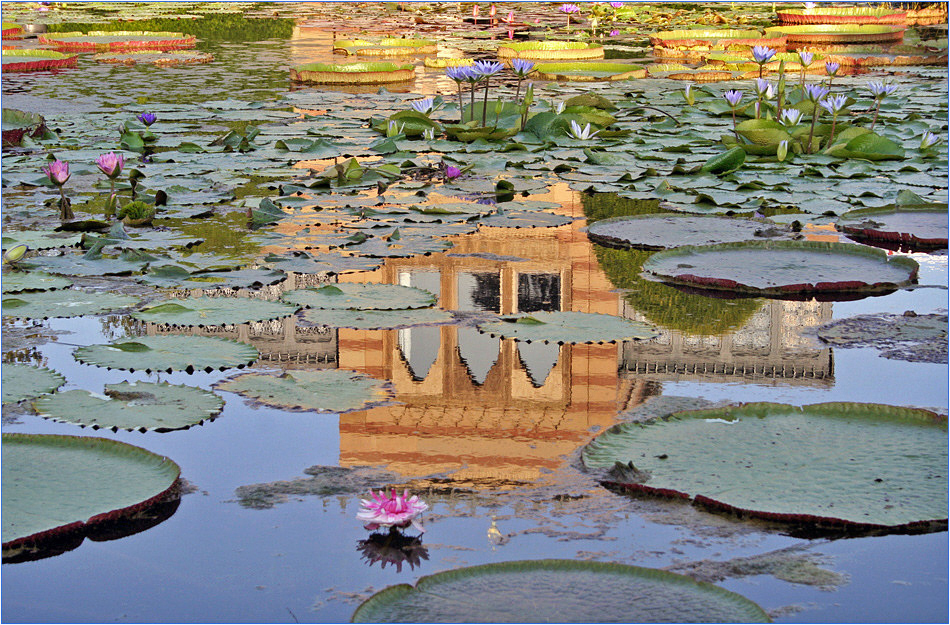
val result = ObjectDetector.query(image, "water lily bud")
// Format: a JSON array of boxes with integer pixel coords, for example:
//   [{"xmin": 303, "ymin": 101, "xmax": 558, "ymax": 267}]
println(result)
[
  {"xmin": 682, "ymin": 84, "xmax": 695, "ymax": 106},
  {"xmin": 95, "ymin": 152, "xmax": 124, "ymax": 179},
  {"xmin": 920, "ymin": 131, "xmax": 942, "ymax": 150},
  {"xmin": 3, "ymin": 244, "xmax": 28, "ymax": 264},
  {"xmin": 777, "ymin": 139, "xmax": 788, "ymax": 162},
  {"xmin": 42, "ymin": 159, "xmax": 70, "ymax": 186}
]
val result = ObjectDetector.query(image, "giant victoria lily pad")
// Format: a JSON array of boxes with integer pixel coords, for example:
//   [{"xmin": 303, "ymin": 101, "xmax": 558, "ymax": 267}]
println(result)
[
  {"xmin": 496, "ymin": 41, "xmax": 605, "ymax": 60},
  {"xmin": 586, "ymin": 214, "xmax": 789, "ymax": 251},
  {"xmin": 1, "ymin": 49, "xmax": 79, "ymax": 72},
  {"xmin": 1, "ymin": 364, "xmax": 66, "ymax": 404},
  {"xmin": 301, "ymin": 306, "xmax": 455, "ymax": 330},
  {"xmin": 214, "ymin": 369, "xmax": 393, "ymax": 414},
  {"xmin": 351, "ymin": 559, "xmax": 770, "ymax": 623},
  {"xmin": 333, "ymin": 38, "xmax": 436, "ymax": 56},
  {"xmin": 38, "ymin": 31, "xmax": 197, "ymax": 51},
  {"xmin": 835, "ymin": 205, "xmax": 949, "ymax": 249},
  {"xmin": 132, "ymin": 296, "xmax": 298, "ymax": 327},
  {"xmin": 73, "ymin": 335, "xmax": 259, "ymax": 373},
  {"xmin": 281, "ymin": 283, "xmax": 436, "ymax": 310},
  {"xmin": 2, "ymin": 290, "xmax": 140, "ymax": 320},
  {"xmin": 641, "ymin": 240, "xmax": 919, "ymax": 296},
  {"xmin": 777, "ymin": 7, "xmax": 907, "ymax": 25},
  {"xmin": 290, "ymin": 62, "xmax": 416, "ymax": 85},
  {"xmin": 2, "ymin": 433, "xmax": 181, "ymax": 551},
  {"xmin": 763, "ymin": 24, "xmax": 906, "ymax": 45},
  {"xmin": 33, "ymin": 381, "xmax": 225, "ymax": 432},
  {"xmin": 476, "ymin": 311, "xmax": 658, "ymax": 344},
  {"xmin": 583, "ymin": 402, "xmax": 948, "ymax": 532},
  {"xmin": 533, "ymin": 62, "xmax": 646, "ymax": 82},
  {"xmin": 818, "ymin": 312, "xmax": 948, "ymax": 364}
]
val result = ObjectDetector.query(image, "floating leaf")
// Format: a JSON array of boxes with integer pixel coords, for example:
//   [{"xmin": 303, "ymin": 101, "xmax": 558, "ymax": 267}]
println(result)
[
  {"xmin": 641, "ymin": 240, "xmax": 919, "ymax": 296},
  {"xmin": 352, "ymin": 560, "xmax": 770, "ymax": 623},
  {"xmin": 301, "ymin": 307, "xmax": 455, "ymax": 330},
  {"xmin": 477, "ymin": 311, "xmax": 658, "ymax": 344},
  {"xmin": 132, "ymin": 296, "xmax": 298, "ymax": 327},
  {"xmin": 2, "ymin": 433, "xmax": 181, "ymax": 549},
  {"xmin": 1, "ymin": 271, "xmax": 72, "ymax": 293},
  {"xmin": 818, "ymin": 313, "xmax": 948, "ymax": 364},
  {"xmin": 836, "ymin": 205, "xmax": 948, "ymax": 249},
  {"xmin": 214, "ymin": 369, "xmax": 393, "ymax": 414},
  {"xmin": 586, "ymin": 214, "xmax": 788, "ymax": 250},
  {"xmin": 281, "ymin": 283, "xmax": 436, "ymax": 310},
  {"xmin": 74, "ymin": 335, "xmax": 259, "ymax": 373},
  {"xmin": 1, "ymin": 230, "xmax": 81, "ymax": 251},
  {"xmin": 33, "ymin": 381, "xmax": 224, "ymax": 432},
  {"xmin": 478, "ymin": 210, "xmax": 574, "ymax": 229},
  {"xmin": 1, "ymin": 364, "xmax": 66, "ymax": 404},
  {"xmin": 584, "ymin": 402, "xmax": 948, "ymax": 531},
  {"xmin": 1, "ymin": 290, "xmax": 139, "ymax": 320},
  {"xmin": 136, "ymin": 266, "xmax": 287, "ymax": 290}
]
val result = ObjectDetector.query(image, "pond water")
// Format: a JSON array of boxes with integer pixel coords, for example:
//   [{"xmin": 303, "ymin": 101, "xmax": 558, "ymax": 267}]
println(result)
[{"xmin": 2, "ymin": 3, "xmax": 948, "ymax": 624}]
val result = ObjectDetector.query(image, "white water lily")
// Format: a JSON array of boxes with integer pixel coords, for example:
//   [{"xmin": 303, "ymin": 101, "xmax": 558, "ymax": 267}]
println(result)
[
  {"xmin": 568, "ymin": 120, "xmax": 600, "ymax": 140},
  {"xmin": 554, "ymin": 101, "xmax": 565, "ymax": 114},
  {"xmin": 422, "ymin": 127, "xmax": 435, "ymax": 141},
  {"xmin": 920, "ymin": 131, "xmax": 942, "ymax": 149},
  {"xmin": 386, "ymin": 120, "xmax": 405, "ymax": 137},
  {"xmin": 410, "ymin": 97, "xmax": 434, "ymax": 114}
]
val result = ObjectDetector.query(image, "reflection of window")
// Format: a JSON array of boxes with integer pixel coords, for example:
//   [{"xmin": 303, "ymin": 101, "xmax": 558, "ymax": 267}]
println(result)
[
  {"xmin": 518, "ymin": 273, "xmax": 560, "ymax": 312},
  {"xmin": 399, "ymin": 270, "xmax": 441, "ymax": 303},
  {"xmin": 457, "ymin": 272, "xmax": 500, "ymax": 313}
]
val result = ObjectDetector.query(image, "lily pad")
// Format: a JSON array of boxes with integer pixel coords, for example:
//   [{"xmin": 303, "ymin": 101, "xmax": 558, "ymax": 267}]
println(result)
[
  {"xmin": 2, "ymin": 290, "xmax": 140, "ymax": 320},
  {"xmin": 584, "ymin": 402, "xmax": 948, "ymax": 532},
  {"xmin": 92, "ymin": 50, "xmax": 213, "ymax": 66},
  {"xmin": 290, "ymin": 62, "xmax": 415, "ymax": 85},
  {"xmin": 33, "ymin": 381, "xmax": 224, "ymax": 432},
  {"xmin": 214, "ymin": 369, "xmax": 393, "ymax": 414},
  {"xmin": 135, "ymin": 266, "xmax": 287, "ymax": 290},
  {"xmin": 1, "ymin": 230, "xmax": 82, "ymax": 250},
  {"xmin": 818, "ymin": 312, "xmax": 949, "ymax": 364},
  {"xmin": 132, "ymin": 296, "xmax": 298, "ymax": 327},
  {"xmin": 641, "ymin": 240, "xmax": 919, "ymax": 296},
  {"xmin": 533, "ymin": 62, "xmax": 646, "ymax": 81},
  {"xmin": 496, "ymin": 41, "xmax": 605, "ymax": 60},
  {"xmin": 476, "ymin": 311, "xmax": 658, "ymax": 344},
  {"xmin": 301, "ymin": 306, "xmax": 455, "ymax": 330},
  {"xmin": 281, "ymin": 283, "xmax": 436, "ymax": 310},
  {"xmin": 478, "ymin": 210, "xmax": 574, "ymax": 229},
  {"xmin": 1, "ymin": 49, "xmax": 79, "ymax": 72},
  {"xmin": 836, "ymin": 205, "xmax": 949, "ymax": 249},
  {"xmin": 73, "ymin": 335, "xmax": 259, "ymax": 373},
  {"xmin": 2, "ymin": 433, "xmax": 181, "ymax": 549},
  {"xmin": 586, "ymin": 214, "xmax": 788, "ymax": 250},
  {"xmin": 1, "ymin": 271, "xmax": 73, "ymax": 293},
  {"xmin": 764, "ymin": 24, "xmax": 906, "ymax": 45},
  {"xmin": 1, "ymin": 364, "xmax": 66, "ymax": 404},
  {"xmin": 38, "ymin": 30, "xmax": 196, "ymax": 51},
  {"xmin": 351, "ymin": 560, "xmax": 770, "ymax": 623}
]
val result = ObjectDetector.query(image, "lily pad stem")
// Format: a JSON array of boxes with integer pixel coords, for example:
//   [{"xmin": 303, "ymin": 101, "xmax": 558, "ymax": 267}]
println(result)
[{"xmin": 632, "ymin": 105, "xmax": 679, "ymax": 125}]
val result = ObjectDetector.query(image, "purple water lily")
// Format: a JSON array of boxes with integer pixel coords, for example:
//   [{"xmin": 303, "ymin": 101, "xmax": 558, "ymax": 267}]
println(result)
[
  {"xmin": 610, "ymin": 1, "xmax": 624, "ymax": 8},
  {"xmin": 445, "ymin": 165, "xmax": 462, "ymax": 180},
  {"xmin": 473, "ymin": 60, "xmax": 504, "ymax": 126},
  {"xmin": 803, "ymin": 83, "xmax": 830, "ymax": 102},
  {"xmin": 723, "ymin": 89, "xmax": 743, "ymax": 108},
  {"xmin": 820, "ymin": 94, "xmax": 848, "ymax": 146},
  {"xmin": 410, "ymin": 97, "xmax": 434, "ymax": 115},
  {"xmin": 446, "ymin": 65, "xmax": 474, "ymax": 123},
  {"xmin": 752, "ymin": 45, "xmax": 776, "ymax": 77},
  {"xmin": 868, "ymin": 81, "xmax": 898, "ymax": 130},
  {"xmin": 560, "ymin": 3, "xmax": 580, "ymax": 13},
  {"xmin": 137, "ymin": 112, "xmax": 157, "ymax": 127},
  {"xmin": 511, "ymin": 58, "xmax": 535, "ymax": 106}
]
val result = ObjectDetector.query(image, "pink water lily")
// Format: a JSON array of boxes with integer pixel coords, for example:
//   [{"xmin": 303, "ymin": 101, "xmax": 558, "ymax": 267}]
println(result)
[
  {"xmin": 445, "ymin": 165, "xmax": 462, "ymax": 180},
  {"xmin": 96, "ymin": 152, "xmax": 124, "ymax": 179},
  {"xmin": 43, "ymin": 159, "xmax": 70, "ymax": 186},
  {"xmin": 357, "ymin": 489, "xmax": 428, "ymax": 533}
]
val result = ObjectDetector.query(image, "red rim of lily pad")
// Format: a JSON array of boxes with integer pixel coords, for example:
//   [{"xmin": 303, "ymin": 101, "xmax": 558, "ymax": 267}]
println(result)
[
  {"xmin": 777, "ymin": 8, "xmax": 907, "ymax": 25},
  {"xmin": 1, "ymin": 49, "xmax": 79, "ymax": 72},
  {"xmin": 38, "ymin": 31, "xmax": 196, "ymax": 52},
  {"xmin": 2, "ymin": 433, "xmax": 182, "ymax": 559},
  {"xmin": 2, "ymin": 26, "xmax": 23, "ymax": 39},
  {"xmin": 836, "ymin": 205, "xmax": 949, "ymax": 250},
  {"xmin": 591, "ymin": 402, "xmax": 948, "ymax": 537},
  {"xmin": 764, "ymin": 24, "xmax": 906, "ymax": 45},
  {"xmin": 650, "ymin": 29, "xmax": 787, "ymax": 51},
  {"xmin": 641, "ymin": 240, "xmax": 919, "ymax": 297}
]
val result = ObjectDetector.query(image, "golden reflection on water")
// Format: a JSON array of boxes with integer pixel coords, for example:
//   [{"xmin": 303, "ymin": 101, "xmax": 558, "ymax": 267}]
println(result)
[{"xmin": 147, "ymin": 182, "xmax": 834, "ymax": 487}]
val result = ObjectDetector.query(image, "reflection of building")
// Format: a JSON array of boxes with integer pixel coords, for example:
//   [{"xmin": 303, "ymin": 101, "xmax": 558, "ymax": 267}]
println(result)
[
  {"xmin": 336, "ymin": 195, "xmax": 632, "ymax": 483},
  {"xmin": 619, "ymin": 299, "xmax": 834, "ymax": 390}
]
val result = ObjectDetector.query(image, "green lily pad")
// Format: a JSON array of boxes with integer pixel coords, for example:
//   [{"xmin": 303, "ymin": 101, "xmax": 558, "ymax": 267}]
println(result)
[
  {"xmin": 281, "ymin": 283, "xmax": 436, "ymax": 310},
  {"xmin": 261, "ymin": 252, "xmax": 383, "ymax": 275},
  {"xmin": 1, "ymin": 230, "xmax": 82, "ymax": 251},
  {"xmin": 135, "ymin": 266, "xmax": 287, "ymax": 290},
  {"xmin": 497, "ymin": 41, "xmax": 605, "ymax": 60},
  {"xmin": 301, "ymin": 307, "xmax": 455, "ymax": 330},
  {"xmin": 21, "ymin": 250, "xmax": 153, "ymax": 277},
  {"xmin": 827, "ymin": 132, "xmax": 906, "ymax": 160},
  {"xmin": 2, "ymin": 290, "xmax": 140, "ymax": 320},
  {"xmin": 641, "ymin": 240, "xmax": 919, "ymax": 296},
  {"xmin": 836, "ymin": 205, "xmax": 949, "ymax": 248},
  {"xmin": 1, "ymin": 364, "xmax": 66, "ymax": 404},
  {"xmin": 479, "ymin": 210, "xmax": 575, "ymax": 229},
  {"xmin": 214, "ymin": 369, "xmax": 393, "ymax": 414},
  {"xmin": 73, "ymin": 335, "xmax": 259, "ymax": 373},
  {"xmin": 533, "ymin": 62, "xmax": 646, "ymax": 81},
  {"xmin": 132, "ymin": 297, "xmax": 298, "ymax": 327},
  {"xmin": 1, "ymin": 270, "xmax": 73, "ymax": 293},
  {"xmin": 2, "ymin": 433, "xmax": 181, "ymax": 548},
  {"xmin": 352, "ymin": 560, "xmax": 770, "ymax": 623},
  {"xmin": 476, "ymin": 311, "xmax": 659, "ymax": 345},
  {"xmin": 586, "ymin": 214, "xmax": 788, "ymax": 250},
  {"xmin": 584, "ymin": 402, "xmax": 948, "ymax": 531},
  {"xmin": 33, "ymin": 381, "xmax": 224, "ymax": 432}
]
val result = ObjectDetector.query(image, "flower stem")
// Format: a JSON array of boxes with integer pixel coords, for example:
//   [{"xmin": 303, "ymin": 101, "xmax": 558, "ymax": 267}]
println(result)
[
  {"xmin": 871, "ymin": 101, "xmax": 880, "ymax": 131},
  {"xmin": 731, "ymin": 109, "xmax": 739, "ymax": 141},
  {"xmin": 457, "ymin": 84, "xmax": 464, "ymax": 124},
  {"xmin": 514, "ymin": 78, "xmax": 522, "ymax": 106},
  {"xmin": 470, "ymin": 84, "xmax": 476, "ymax": 123},
  {"xmin": 482, "ymin": 78, "xmax": 490, "ymax": 126},
  {"xmin": 828, "ymin": 115, "xmax": 838, "ymax": 147},
  {"xmin": 805, "ymin": 106, "xmax": 821, "ymax": 153}
]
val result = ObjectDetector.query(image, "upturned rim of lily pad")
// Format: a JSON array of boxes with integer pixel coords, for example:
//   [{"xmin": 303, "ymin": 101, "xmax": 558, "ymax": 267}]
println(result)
[
  {"xmin": 533, "ymin": 61, "xmax": 646, "ymax": 81},
  {"xmin": 641, "ymin": 240, "xmax": 919, "ymax": 297},
  {"xmin": 291, "ymin": 62, "xmax": 416, "ymax": 84},
  {"xmin": 497, "ymin": 40, "xmax": 604, "ymax": 60},
  {"xmin": 38, "ymin": 30, "xmax": 197, "ymax": 51},
  {"xmin": 777, "ymin": 7, "xmax": 907, "ymax": 25},
  {"xmin": 835, "ymin": 205, "xmax": 949, "ymax": 249},
  {"xmin": 763, "ymin": 24, "xmax": 906, "ymax": 44},
  {"xmin": 1, "ymin": 433, "xmax": 182, "ymax": 552},
  {"xmin": 1, "ymin": 49, "xmax": 79, "ymax": 72}
]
